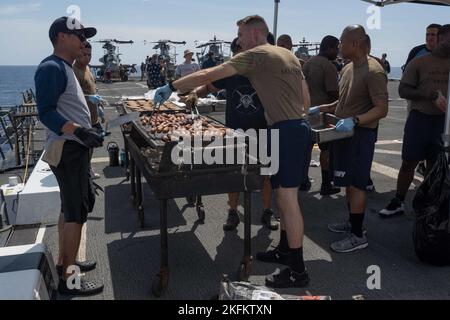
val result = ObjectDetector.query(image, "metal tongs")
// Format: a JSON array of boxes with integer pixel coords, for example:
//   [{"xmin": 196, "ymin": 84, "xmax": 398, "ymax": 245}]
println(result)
[
  {"xmin": 190, "ymin": 102, "xmax": 200, "ymax": 120},
  {"xmin": 150, "ymin": 101, "xmax": 163, "ymax": 120}
]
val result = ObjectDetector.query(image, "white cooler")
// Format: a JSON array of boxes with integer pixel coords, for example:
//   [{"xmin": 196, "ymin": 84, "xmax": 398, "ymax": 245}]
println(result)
[{"xmin": 0, "ymin": 243, "xmax": 58, "ymax": 300}]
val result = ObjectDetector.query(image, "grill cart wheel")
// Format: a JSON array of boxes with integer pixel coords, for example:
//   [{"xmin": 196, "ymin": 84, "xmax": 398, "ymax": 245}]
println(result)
[
  {"xmin": 152, "ymin": 275, "xmax": 163, "ymax": 297},
  {"xmin": 152, "ymin": 269, "xmax": 169, "ymax": 298},
  {"xmin": 237, "ymin": 260, "xmax": 252, "ymax": 282}
]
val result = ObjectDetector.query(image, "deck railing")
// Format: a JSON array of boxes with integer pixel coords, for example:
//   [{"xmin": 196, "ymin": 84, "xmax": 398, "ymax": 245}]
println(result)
[{"xmin": 0, "ymin": 89, "xmax": 42, "ymax": 169}]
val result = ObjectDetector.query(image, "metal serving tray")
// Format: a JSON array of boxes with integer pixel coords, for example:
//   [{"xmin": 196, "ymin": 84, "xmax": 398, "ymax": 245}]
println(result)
[{"xmin": 308, "ymin": 113, "xmax": 354, "ymax": 144}]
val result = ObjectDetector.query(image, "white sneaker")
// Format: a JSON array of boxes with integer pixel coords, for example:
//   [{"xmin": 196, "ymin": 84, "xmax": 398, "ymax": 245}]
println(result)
[{"xmin": 380, "ymin": 198, "xmax": 405, "ymax": 218}]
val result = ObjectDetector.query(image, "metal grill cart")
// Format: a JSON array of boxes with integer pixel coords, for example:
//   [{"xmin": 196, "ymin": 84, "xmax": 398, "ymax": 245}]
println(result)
[{"xmin": 122, "ymin": 111, "xmax": 264, "ymax": 297}]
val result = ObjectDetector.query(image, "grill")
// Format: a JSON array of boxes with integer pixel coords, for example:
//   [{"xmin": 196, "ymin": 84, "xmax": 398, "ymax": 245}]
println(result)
[{"xmin": 121, "ymin": 110, "xmax": 265, "ymax": 297}]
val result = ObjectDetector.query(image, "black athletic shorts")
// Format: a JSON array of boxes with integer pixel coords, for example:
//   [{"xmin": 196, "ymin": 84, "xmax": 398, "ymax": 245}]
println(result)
[{"xmin": 50, "ymin": 141, "xmax": 95, "ymax": 224}]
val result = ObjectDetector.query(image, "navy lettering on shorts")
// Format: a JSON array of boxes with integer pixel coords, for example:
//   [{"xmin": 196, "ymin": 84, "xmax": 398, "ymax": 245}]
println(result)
[
  {"xmin": 402, "ymin": 110, "xmax": 445, "ymax": 163},
  {"xmin": 333, "ymin": 127, "xmax": 377, "ymax": 191}
]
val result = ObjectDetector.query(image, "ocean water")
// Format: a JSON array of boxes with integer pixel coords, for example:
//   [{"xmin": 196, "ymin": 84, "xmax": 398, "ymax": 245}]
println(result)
[
  {"xmin": 0, "ymin": 66, "xmax": 37, "ymax": 106},
  {"xmin": 389, "ymin": 67, "xmax": 402, "ymax": 81}
]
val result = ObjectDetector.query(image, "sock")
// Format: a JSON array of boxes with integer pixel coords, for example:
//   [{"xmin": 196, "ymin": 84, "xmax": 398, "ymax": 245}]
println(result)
[
  {"xmin": 322, "ymin": 170, "xmax": 331, "ymax": 186},
  {"xmin": 288, "ymin": 247, "xmax": 306, "ymax": 274},
  {"xmin": 395, "ymin": 194, "xmax": 405, "ymax": 202},
  {"xmin": 350, "ymin": 213, "xmax": 365, "ymax": 238},
  {"xmin": 279, "ymin": 230, "xmax": 289, "ymax": 253}
]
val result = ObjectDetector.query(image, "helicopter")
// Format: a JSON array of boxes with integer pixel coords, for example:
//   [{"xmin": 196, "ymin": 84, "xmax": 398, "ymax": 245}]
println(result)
[
  {"xmin": 292, "ymin": 37, "xmax": 321, "ymax": 61},
  {"xmin": 90, "ymin": 39, "xmax": 137, "ymax": 82},
  {"xmin": 143, "ymin": 40, "xmax": 186, "ymax": 81},
  {"xmin": 195, "ymin": 36, "xmax": 231, "ymax": 68}
]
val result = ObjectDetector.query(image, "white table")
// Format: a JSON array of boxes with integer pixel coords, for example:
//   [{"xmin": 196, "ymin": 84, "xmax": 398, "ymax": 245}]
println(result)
[{"xmin": 15, "ymin": 155, "xmax": 60, "ymax": 226}]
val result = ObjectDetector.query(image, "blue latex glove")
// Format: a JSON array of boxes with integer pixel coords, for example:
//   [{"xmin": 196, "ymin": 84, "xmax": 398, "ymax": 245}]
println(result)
[
  {"xmin": 309, "ymin": 106, "xmax": 321, "ymax": 116},
  {"xmin": 88, "ymin": 95, "xmax": 103, "ymax": 105},
  {"xmin": 154, "ymin": 84, "xmax": 173, "ymax": 105},
  {"xmin": 335, "ymin": 118, "xmax": 355, "ymax": 133}
]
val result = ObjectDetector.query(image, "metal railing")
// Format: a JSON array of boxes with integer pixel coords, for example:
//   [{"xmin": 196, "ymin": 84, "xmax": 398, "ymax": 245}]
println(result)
[{"xmin": 0, "ymin": 89, "xmax": 42, "ymax": 169}]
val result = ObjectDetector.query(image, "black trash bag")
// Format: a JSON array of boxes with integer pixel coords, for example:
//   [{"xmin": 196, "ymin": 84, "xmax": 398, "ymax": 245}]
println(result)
[{"xmin": 412, "ymin": 152, "xmax": 450, "ymax": 266}]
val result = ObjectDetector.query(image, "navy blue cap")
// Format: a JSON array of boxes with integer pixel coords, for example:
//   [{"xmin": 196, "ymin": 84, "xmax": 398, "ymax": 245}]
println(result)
[{"xmin": 49, "ymin": 16, "xmax": 97, "ymax": 41}]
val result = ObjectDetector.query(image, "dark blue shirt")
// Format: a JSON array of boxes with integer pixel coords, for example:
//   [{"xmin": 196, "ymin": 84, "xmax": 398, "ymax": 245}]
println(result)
[
  {"xmin": 35, "ymin": 55, "xmax": 92, "ymax": 145},
  {"xmin": 147, "ymin": 62, "xmax": 162, "ymax": 88},
  {"xmin": 212, "ymin": 75, "xmax": 267, "ymax": 130},
  {"xmin": 202, "ymin": 58, "xmax": 217, "ymax": 70},
  {"xmin": 402, "ymin": 44, "xmax": 431, "ymax": 72},
  {"xmin": 34, "ymin": 55, "xmax": 69, "ymax": 135}
]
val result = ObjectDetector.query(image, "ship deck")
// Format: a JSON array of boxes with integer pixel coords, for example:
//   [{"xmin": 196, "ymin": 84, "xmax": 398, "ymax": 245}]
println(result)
[{"xmin": 2, "ymin": 79, "xmax": 449, "ymax": 300}]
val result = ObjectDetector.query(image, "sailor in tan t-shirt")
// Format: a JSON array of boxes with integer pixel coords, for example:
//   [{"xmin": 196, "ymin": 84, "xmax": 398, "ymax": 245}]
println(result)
[
  {"xmin": 380, "ymin": 24, "xmax": 450, "ymax": 218},
  {"xmin": 314, "ymin": 25, "xmax": 389, "ymax": 253},
  {"xmin": 153, "ymin": 15, "xmax": 312, "ymax": 289},
  {"xmin": 303, "ymin": 35, "xmax": 340, "ymax": 197}
]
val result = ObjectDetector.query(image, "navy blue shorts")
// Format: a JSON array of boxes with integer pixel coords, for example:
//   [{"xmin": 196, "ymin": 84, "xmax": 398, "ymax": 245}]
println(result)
[
  {"xmin": 402, "ymin": 110, "xmax": 445, "ymax": 163},
  {"xmin": 319, "ymin": 142, "xmax": 331, "ymax": 151},
  {"xmin": 333, "ymin": 127, "xmax": 377, "ymax": 191},
  {"xmin": 269, "ymin": 120, "xmax": 312, "ymax": 189}
]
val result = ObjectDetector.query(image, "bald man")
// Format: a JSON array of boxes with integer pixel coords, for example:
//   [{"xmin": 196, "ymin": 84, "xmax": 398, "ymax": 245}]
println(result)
[
  {"xmin": 154, "ymin": 15, "xmax": 312, "ymax": 288},
  {"xmin": 277, "ymin": 34, "xmax": 293, "ymax": 51},
  {"xmin": 314, "ymin": 25, "xmax": 388, "ymax": 253}
]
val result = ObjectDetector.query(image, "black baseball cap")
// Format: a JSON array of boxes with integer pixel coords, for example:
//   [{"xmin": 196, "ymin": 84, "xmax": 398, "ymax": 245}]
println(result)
[{"xmin": 49, "ymin": 16, "xmax": 97, "ymax": 42}]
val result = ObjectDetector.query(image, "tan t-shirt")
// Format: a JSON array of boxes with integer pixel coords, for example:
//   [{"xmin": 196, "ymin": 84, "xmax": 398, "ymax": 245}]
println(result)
[
  {"xmin": 73, "ymin": 64, "xmax": 99, "ymax": 125},
  {"xmin": 226, "ymin": 44, "xmax": 306, "ymax": 126},
  {"xmin": 335, "ymin": 56, "xmax": 388, "ymax": 129},
  {"xmin": 302, "ymin": 55, "xmax": 339, "ymax": 106},
  {"xmin": 401, "ymin": 53, "xmax": 450, "ymax": 115}
]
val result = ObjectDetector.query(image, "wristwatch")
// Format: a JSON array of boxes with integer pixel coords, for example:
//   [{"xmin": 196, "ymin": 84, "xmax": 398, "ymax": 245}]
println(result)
[
  {"xmin": 353, "ymin": 117, "xmax": 360, "ymax": 127},
  {"xmin": 168, "ymin": 81, "xmax": 176, "ymax": 92}
]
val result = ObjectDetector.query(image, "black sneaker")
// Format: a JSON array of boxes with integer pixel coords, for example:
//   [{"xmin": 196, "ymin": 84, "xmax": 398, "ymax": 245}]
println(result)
[
  {"xmin": 56, "ymin": 260, "xmax": 97, "ymax": 276},
  {"xmin": 223, "ymin": 210, "xmax": 240, "ymax": 231},
  {"xmin": 379, "ymin": 197, "xmax": 405, "ymax": 218},
  {"xmin": 256, "ymin": 247, "xmax": 289, "ymax": 266},
  {"xmin": 186, "ymin": 196, "xmax": 196, "ymax": 207},
  {"xmin": 299, "ymin": 179, "xmax": 312, "ymax": 192},
  {"xmin": 366, "ymin": 184, "xmax": 376, "ymax": 193},
  {"xmin": 58, "ymin": 278, "xmax": 104, "ymax": 297},
  {"xmin": 320, "ymin": 184, "xmax": 341, "ymax": 196},
  {"xmin": 265, "ymin": 268, "xmax": 310, "ymax": 289},
  {"xmin": 261, "ymin": 209, "xmax": 280, "ymax": 231}
]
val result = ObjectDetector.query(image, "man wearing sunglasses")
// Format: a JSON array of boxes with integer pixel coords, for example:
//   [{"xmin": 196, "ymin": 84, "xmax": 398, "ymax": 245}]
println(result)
[{"xmin": 35, "ymin": 16, "xmax": 104, "ymax": 297}]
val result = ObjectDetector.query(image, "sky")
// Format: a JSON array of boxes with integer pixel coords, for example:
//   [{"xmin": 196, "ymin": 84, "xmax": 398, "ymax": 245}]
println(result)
[{"xmin": 0, "ymin": 0, "xmax": 448, "ymax": 67}]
